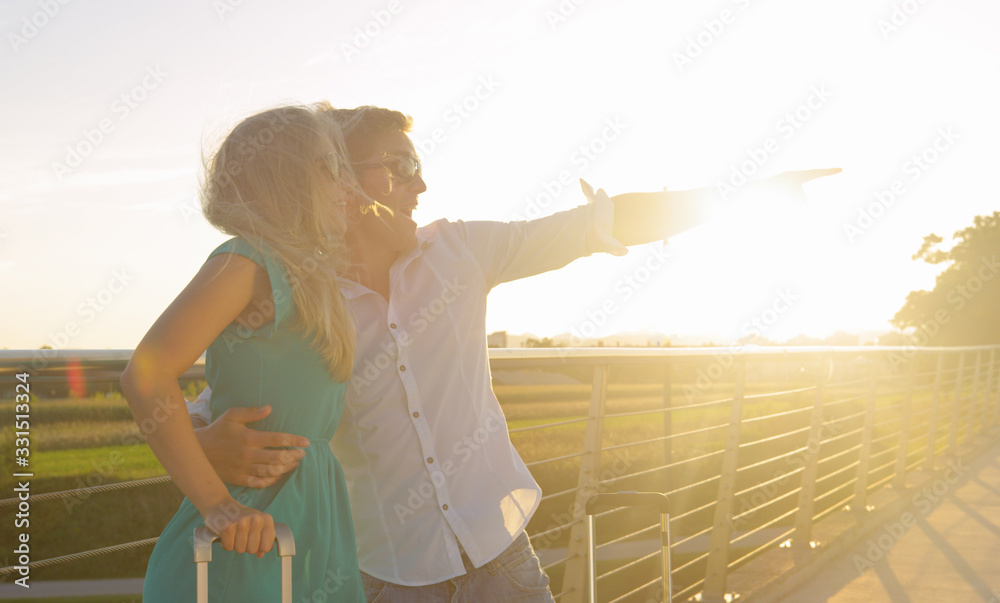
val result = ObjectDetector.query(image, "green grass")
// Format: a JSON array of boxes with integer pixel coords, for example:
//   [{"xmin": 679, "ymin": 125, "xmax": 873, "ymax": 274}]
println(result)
[{"xmin": 30, "ymin": 444, "xmax": 164, "ymax": 481}]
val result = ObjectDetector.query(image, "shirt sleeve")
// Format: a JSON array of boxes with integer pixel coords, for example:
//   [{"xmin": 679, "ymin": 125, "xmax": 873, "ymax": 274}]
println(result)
[
  {"xmin": 187, "ymin": 385, "xmax": 213, "ymax": 425},
  {"xmin": 456, "ymin": 202, "xmax": 627, "ymax": 290}
]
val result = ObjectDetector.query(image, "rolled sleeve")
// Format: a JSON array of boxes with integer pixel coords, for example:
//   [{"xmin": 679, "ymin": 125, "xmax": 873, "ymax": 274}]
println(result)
[{"xmin": 187, "ymin": 386, "xmax": 213, "ymax": 426}]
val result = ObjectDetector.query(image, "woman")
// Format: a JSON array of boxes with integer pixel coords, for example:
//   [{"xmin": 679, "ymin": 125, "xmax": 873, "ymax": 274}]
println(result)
[{"xmin": 121, "ymin": 103, "xmax": 366, "ymax": 601}]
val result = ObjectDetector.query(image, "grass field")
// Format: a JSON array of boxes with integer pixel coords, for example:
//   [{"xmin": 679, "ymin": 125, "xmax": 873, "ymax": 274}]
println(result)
[{"xmin": 0, "ymin": 362, "xmax": 948, "ymax": 600}]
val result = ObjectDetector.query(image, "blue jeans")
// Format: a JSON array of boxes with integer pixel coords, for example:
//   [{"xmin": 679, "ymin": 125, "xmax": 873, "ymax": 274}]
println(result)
[{"xmin": 361, "ymin": 531, "xmax": 555, "ymax": 602}]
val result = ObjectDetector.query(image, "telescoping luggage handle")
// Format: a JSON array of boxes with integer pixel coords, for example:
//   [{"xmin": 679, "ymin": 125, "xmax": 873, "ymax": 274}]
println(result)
[
  {"xmin": 585, "ymin": 492, "xmax": 671, "ymax": 603},
  {"xmin": 193, "ymin": 522, "xmax": 296, "ymax": 603}
]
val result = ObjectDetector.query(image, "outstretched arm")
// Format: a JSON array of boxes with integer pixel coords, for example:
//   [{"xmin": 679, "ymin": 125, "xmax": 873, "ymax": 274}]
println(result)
[
  {"xmin": 608, "ymin": 168, "xmax": 842, "ymax": 246},
  {"xmin": 121, "ymin": 254, "xmax": 277, "ymax": 556}
]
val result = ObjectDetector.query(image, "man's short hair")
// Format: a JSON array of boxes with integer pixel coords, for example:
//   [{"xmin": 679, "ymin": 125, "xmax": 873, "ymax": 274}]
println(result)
[{"xmin": 319, "ymin": 105, "xmax": 412, "ymax": 161}]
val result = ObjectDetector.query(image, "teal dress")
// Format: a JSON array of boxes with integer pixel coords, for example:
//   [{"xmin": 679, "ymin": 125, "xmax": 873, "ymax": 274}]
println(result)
[{"xmin": 142, "ymin": 238, "xmax": 364, "ymax": 602}]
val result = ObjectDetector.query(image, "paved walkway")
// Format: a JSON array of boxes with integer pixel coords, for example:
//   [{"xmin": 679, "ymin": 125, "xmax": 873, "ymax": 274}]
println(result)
[
  {"xmin": 784, "ymin": 440, "xmax": 1000, "ymax": 602},
  {"xmin": 0, "ymin": 577, "xmax": 143, "ymax": 599}
]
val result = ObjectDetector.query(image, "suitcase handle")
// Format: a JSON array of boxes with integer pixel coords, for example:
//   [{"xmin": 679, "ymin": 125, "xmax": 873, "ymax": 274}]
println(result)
[
  {"xmin": 193, "ymin": 522, "xmax": 296, "ymax": 603},
  {"xmin": 585, "ymin": 492, "xmax": 672, "ymax": 603},
  {"xmin": 193, "ymin": 522, "xmax": 296, "ymax": 563},
  {"xmin": 585, "ymin": 491, "xmax": 669, "ymax": 514}
]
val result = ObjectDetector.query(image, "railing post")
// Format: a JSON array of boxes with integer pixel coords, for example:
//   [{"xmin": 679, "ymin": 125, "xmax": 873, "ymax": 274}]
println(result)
[
  {"xmin": 852, "ymin": 359, "xmax": 878, "ymax": 515},
  {"xmin": 892, "ymin": 352, "xmax": 918, "ymax": 489},
  {"xmin": 925, "ymin": 353, "xmax": 945, "ymax": 470},
  {"xmin": 982, "ymin": 349, "xmax": 997, "ymax": 431},
  {"xmin": 701, "ymin": 358, "xmax": 747, "ymax": 603},
  {"xmin": 992, "ymin": 349, "xmax": 1000, "ymax": 431},
  {"xmin": 967, "ymin": 351, "xmax": 984, "ymax": 443},
  {"xmin": 662, "ymin": 362, "xmax": 673, "ymax": 495},
  {"xmin": 562, "ymin": 364, "xmax": 609, "ymax": 603},
  {"xmin": 792, "ymin": 355, "xmax": 829, "ymax": 553},
  {"xmin": 947, "ymin": 353, "xmax": 966, "ymax": 457}
]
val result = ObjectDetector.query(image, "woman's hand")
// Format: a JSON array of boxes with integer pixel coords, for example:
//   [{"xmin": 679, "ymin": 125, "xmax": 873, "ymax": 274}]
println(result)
[{"xmin": 202, "ymin": 498, "xmax": 277, "ymax": 559}]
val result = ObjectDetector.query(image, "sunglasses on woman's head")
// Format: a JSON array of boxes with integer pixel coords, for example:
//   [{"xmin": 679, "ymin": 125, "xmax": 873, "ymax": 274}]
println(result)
[
  {"xmin": 318, "ymin": 151, "xmax": 341, "ymax": 181},
  {"xmin": 354, "ymin": 154, "xmax": 421, "ymax": 184}
]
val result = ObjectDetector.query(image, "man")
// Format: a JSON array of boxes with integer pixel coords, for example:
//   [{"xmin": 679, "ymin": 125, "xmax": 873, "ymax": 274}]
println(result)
[{"xmin": 189, "ymin": 105, "xmax": 838, "ymax": 601}]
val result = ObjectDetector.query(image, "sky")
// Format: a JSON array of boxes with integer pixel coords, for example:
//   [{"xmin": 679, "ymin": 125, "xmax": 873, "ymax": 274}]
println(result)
[{"xmin": 1, "ymin": 0, "xmax": 998, "ymax": 350}]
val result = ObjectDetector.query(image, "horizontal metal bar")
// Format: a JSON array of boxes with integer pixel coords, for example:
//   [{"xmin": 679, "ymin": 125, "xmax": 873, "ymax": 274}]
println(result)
[
  {"xmin": 743, "ymin": 385, "xmax": 818, "ymax": 400},
  {"xmin": 671, "ymin": 524, "xmax": 715, "ymax": 550},
  {"xmin": 740, "ymin": 405, "xmax": 813, "ymax": 424},
  {"xmin": 817, "ymin": 426, "xmax": 865, "ymax": 449},
  {"xmin": 601, "ymin": 433, "xmax": 672, "ymax": 452},
  {"xmin": 508, "ymin": 416, "xmax": 589, "ymax": 434},
  {"xmin": 607, "ymin": 575, "xmax": 663, "ymax": 603},
  {"xmin": 603, "ymin": 407, "xmax": 672, "ymax": 419},
  {"xmin": 815, "ymin": 459, "xmax": 862, "ymax": 488},
  {"xmin": 731, "ymin": 485, "xmax": 803, "ymax": 521},
  {"xmin": 728, "ymin": 526, "xmax": 796, "ymax": 569},
  {"xmin": 671, "ymin": 553, "xmax": 708, "ymax": 584},
  {"xmin": 540, "ymin": 485, "xmax": 579, "ymax": 502},
  {"xmin": 595, "ymin": 522, "xmax": 659, "ymax": 552},
  {"xmin": 813, "ymin": 491, "xmax": 856, "ymax": 522},
  {"xmin": 736, "ymin": 447, "xmax": 809, "ymax": 476},
  {"xmin": 666, "ymin": 422, "xmax": 731, "ymax": 441},
  {"xmin": 730, "ymin": 508, "xmax": 799, "ymax": 548},
  {"xmin": 543, "ymin": 552, "xmax": 576, "ymax": 572},
  {"xmin": 596, "ymin": 548, "xmax": 660, "ymax": 584},
  {"xmin": 673, "ymin": 578, "xmax": 707, "ymax": 603},
  {"xmin": 524, "ymin": 450, "xmax": 588, "ymax": 468},
  {"xmin": 739, "ymin": 426, "xmax": 812, "ymax": 449}
]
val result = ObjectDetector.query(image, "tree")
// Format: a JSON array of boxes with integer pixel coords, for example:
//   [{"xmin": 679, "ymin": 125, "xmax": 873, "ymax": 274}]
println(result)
[{"xmin": 891, "ymin": 212, "xmax": 1000, "ymax": 345}]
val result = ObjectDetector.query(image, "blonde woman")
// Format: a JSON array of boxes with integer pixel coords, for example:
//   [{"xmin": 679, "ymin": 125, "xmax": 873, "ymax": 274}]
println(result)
[{"xmin": 121, "ymin": 104, "xmax": 365, "ymax": 601}]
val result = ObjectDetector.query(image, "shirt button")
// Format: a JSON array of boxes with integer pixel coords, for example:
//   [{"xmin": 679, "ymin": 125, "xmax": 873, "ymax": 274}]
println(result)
[
  {"xmin": 427, "ymin": 457, "xmax": 433, "ymax": 464},
  {"xmin": 412, "ymin": 411, "xmax": 419, "ymax": 418},
  {"xmin": 400, "ymin": 365, "xmax": 406, "ymax": 371},
  {"xmin": 442, "ymin": 504, "xmax": 448, "ymax": 511},
  {"xmin": 390, "ymin": 323, "xmax": 397, "ymax": 329}
]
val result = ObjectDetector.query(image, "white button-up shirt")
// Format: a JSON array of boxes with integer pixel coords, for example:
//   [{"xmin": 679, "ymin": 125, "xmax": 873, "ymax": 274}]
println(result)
[{"xmin": 192, "ymin": 202, "xmax": 619, "ymax": 585}]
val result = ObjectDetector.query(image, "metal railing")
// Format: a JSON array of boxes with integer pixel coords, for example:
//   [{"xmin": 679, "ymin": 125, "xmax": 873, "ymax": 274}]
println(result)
[{"xmin": 2, "ymin": 345, "xmax": 999, "ymax": 602}]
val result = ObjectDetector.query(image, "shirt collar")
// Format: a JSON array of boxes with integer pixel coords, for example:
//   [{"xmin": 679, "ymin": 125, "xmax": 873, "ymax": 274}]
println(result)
[{"xmin": 338, "ymin": 222, "xmax": 440, "ymax": 300}]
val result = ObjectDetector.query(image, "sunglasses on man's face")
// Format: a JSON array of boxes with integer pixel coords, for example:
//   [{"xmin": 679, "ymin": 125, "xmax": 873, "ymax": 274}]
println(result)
[{"xmin": 354, "ymin": 154, "xmax": 421, "ymax": 184}]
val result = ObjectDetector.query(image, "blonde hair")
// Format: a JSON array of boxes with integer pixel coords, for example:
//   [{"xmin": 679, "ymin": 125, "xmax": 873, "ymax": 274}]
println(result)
[{"xmin": 201, "ymin": 103, "xmax": 355, "ymax": 380}]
